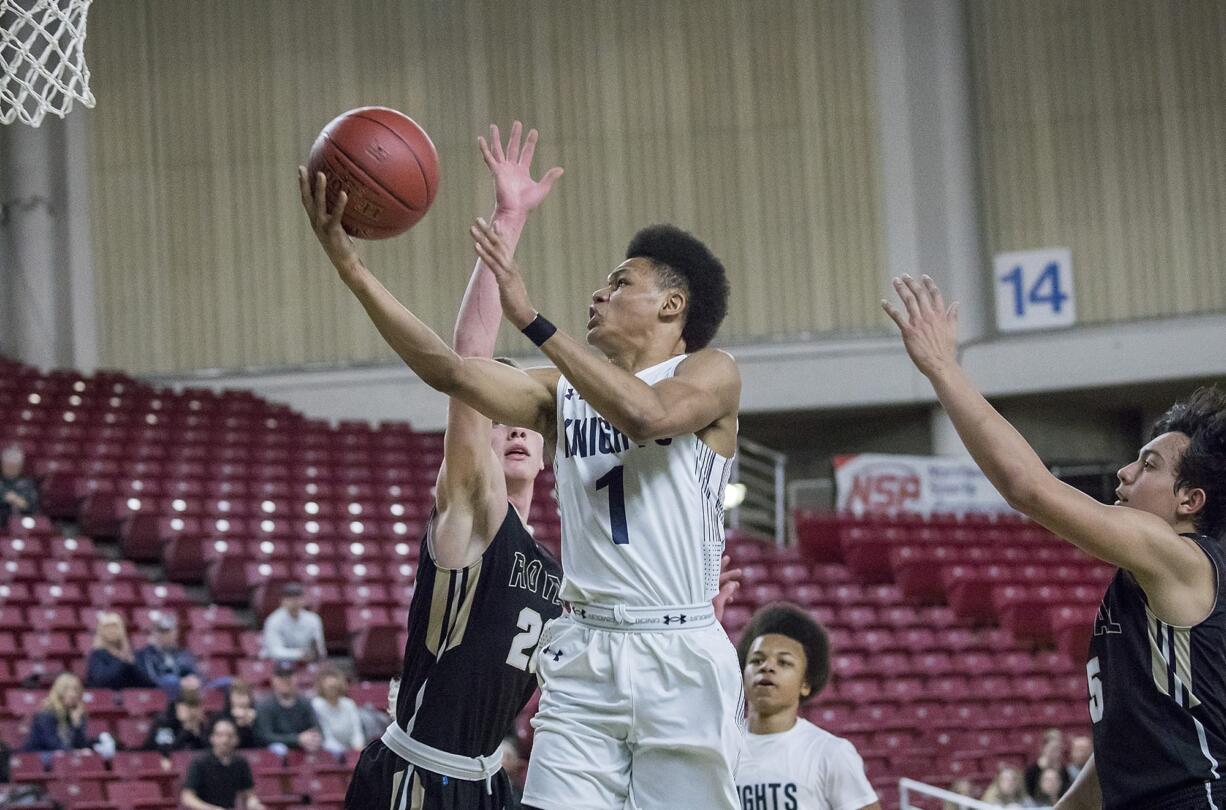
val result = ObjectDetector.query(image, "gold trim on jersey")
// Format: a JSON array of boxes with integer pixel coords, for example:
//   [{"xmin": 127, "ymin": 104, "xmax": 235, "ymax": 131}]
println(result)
[
  {"xmin": 1148, "ymin": 608, "xmax": 1200, "ymax": 709},
  {"xmin": 425, "ymin": 562, "xmax": 483, "ymax": 656}
]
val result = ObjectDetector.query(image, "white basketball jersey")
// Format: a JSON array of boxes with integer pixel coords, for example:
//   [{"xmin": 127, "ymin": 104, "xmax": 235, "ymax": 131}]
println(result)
[
  {"xmin": 553, "ymin": 354, "xmax": 734, "ymax": 608},
  {"xmin": 735, "ymin": 719, "xmax": 878, "ymax": 810}
]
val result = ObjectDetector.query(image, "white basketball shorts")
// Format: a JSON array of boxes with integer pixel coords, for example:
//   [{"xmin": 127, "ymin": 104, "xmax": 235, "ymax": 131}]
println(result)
[{"xmin": 521, "ymin": 610, "xmax": 745, "ymax": 810}]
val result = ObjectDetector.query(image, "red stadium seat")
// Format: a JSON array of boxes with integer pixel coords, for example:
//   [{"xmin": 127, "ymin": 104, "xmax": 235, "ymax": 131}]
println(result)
[
  {"xmin": 115, "ymin": 716, "xmax": 154, "ymax": 750},
  {"xmin": 1053, "ymin": 604, "xmax": 1097, "ymax": 659},
  {"xmin": 352, "ymin": 625, "xmax": 402, "ymax": 679},
  {"xmin": 123, "ymin": 688, "xmax": 168, "ymax": 717},
  {"xmin": 50, "ymin": 749, "xmax": 110, "ymax": 780},
  {"xmin": 46, "ymin": 779, "xmax": 109, "ymax": 807},
  {"xmin": 8, "ymin": 752, "xmax": 50, "ymax": 783},
  {"xmin": 107, "ymin": 779, "xmax": 166, "ymax": 809},
  {"xmin": 290, "ymin": 774, "xmax": 348, "ymax": 805}
]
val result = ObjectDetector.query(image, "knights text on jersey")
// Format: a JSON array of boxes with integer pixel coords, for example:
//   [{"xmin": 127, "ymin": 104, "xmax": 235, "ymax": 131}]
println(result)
[
  {"xmin": 1090, "ymin": 533, "xmax": 1226, "ymax": 809},
  {"xmin": 553, "ymin": 354, "xmax": 735, "ymax": 608},
  {"xmin": 734, "ymin": 718, "xmax": 878, "ymax": 810},
  {"xmin": 392, "ymin": 505, "xmax": 563, "ymax": 758}
]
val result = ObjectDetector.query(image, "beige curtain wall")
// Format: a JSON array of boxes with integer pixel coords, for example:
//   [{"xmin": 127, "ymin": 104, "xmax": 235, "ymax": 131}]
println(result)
[
  {"xmin": 970, "ymin": 0, "xmax": 1226, "ymax": 325},
  {"xmin": 85, "ymin": 0, "xmax": 885, "ymax": 374}
]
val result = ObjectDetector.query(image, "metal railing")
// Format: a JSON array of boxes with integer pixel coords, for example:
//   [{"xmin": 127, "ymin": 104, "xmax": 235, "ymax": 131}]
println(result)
[
  {"xmin": 899, "ymin": 778, "xmax": 1053, "ymax": 810},
  {"xmin": 730, "ymin": 437, "xmax": 786, "ymax": 546}
]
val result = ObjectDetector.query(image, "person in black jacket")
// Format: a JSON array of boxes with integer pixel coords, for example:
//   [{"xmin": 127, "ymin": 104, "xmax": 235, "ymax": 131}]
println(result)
[
  {"xmin": 211, "ymin": 679, "xmax": 259, "ymax": 749},
  {"xmin": 85, "ymin": 611, "xmax": 157, "ymax": 690},
  {"xmin": 22, "ymin": 673, "xmax": 93, "ymax": 752},
  {"xmin": 144, "ymin": 689, "xmax": 208, "ymax": 754},
  {"xmin": 0, "ymin": 444, "xmax": 39, "ymax": 526}
]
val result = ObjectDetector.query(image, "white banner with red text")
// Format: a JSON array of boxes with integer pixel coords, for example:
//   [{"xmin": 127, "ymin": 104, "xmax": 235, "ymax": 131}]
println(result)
[{"xmin": 833, "ymin": 453, "xmax": 1016, "ymax": 517}]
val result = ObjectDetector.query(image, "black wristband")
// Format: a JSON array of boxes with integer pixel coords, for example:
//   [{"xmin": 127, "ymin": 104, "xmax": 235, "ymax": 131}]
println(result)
[{"xmin": 521, "ymin": 314, "xmax": 557, "ymax": 348}]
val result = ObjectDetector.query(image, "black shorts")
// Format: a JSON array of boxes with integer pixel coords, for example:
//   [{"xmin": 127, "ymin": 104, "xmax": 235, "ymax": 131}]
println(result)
[{"xmin": 346, "ymin": 739, "xmax": 519, "ymax": 810}]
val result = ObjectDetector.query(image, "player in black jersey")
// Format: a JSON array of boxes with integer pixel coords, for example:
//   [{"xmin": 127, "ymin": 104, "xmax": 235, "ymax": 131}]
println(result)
[
  {"xmin": 885, "ymin": 275, "xmax": 1226, "ymax": 810},
  {"xmin": 304, "ymin": 121, "xmax": 564, "ymax": 809}
]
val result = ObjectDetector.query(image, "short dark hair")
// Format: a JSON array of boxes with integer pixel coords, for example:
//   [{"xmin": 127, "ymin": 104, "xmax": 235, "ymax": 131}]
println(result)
[
  {"xmin": 209, "ymin": 716, "xmax": 237, "ymax": 735},
  {"xmin": 736, "ymin": 602, "xmax": 830, "ymax": 702},
  {"xmin": 625, "ymin": 225, "xmax": 729, "ymax": 351},
  {"xmin": 1150, "ymin": 386, "xmax": 1226, "ymax": 540}
]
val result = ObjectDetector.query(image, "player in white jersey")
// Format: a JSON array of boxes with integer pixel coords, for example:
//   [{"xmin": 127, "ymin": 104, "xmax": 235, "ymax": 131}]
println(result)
[
  {"xmin": 736, "ymin": 603, "xmax": 880, "ymax": 810},
  {"xmin": 301, "ymin": 111, "xmax": 742, "ymax": 806},
  {"xmin": 464, "ymin": 216, "xmax": 744, "ymax": 809}
]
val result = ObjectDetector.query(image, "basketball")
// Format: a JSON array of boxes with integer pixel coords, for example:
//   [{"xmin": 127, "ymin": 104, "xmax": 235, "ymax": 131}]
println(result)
[{"xmin": 306, "ymin": 106, "xmax": 440, "ymax": 240}]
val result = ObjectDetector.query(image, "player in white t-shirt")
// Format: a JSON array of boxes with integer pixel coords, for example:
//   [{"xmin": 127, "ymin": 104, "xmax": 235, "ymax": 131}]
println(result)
[{"xmin": 737, "ymin": 603, "xmax": 880, "ymax": 810}]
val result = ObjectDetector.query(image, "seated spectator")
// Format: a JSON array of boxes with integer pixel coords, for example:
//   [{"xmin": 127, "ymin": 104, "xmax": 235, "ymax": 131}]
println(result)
[
  {"xmin": 942, "ymin": 778, "xmax": 977, "ymax": 810},
  {"xmin": 1066, "ymin": 734, "xmax": 1092, "ymax": 781},
  {"xmin": 254, "ymin": 660, "xmax": 321, "ymax": 752},
  {"xmin": 735, "ymin": 603, "xmax": 880, "ymax": 810},
  {"xmin": 22, "ymin": 672, "xmax": 92, "ymax": 752},
  {"xmin": 214, "ymin": 679, "xmax": 259, "ymax": 750},
  {"xmin": 135, "ymin": 614, "xmax": 199, "ymax": 697},
  {"xmin": 1032, "ymin": 766, "xmax": 1064, "ymax": 806},
  {"xmin": 144, "ymin": 689, "xmax": 208, "ymax": 754},
  {"xmin": 1024, "ymin": 729, "xmax": 1070, "ymax": 797},
  {"xmin": 310, "ymin": 666, "xmax": 365, "ymax": 754},
  {"xmin": 181, "ymin": 718, "xmax": 265, "ymax": 810},
  {"xmin": 0, "ymin": 444, "xmax": 39, "ymax": 527},
  {"xmin": 981, "ymin": 764, "xmax": 1035, "ymax": 807},
  {"xmin": 85, "ymin": 611, "xmax": 157, "ymax": 690},
  {"xmin": 260, "ymin": 582, "xmax": 325, "ymax": 662}
]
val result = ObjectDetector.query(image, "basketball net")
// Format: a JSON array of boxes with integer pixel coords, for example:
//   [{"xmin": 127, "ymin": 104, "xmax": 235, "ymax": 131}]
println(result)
[{"xmin": 1, "ymin": 0, "xmax": 95, "ymax": 127}]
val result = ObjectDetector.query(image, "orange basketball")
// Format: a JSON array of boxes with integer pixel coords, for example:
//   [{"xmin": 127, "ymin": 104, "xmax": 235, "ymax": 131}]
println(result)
[{"xmin": 306, "ymin": 107, "xmax": 440, "ymax": 239}]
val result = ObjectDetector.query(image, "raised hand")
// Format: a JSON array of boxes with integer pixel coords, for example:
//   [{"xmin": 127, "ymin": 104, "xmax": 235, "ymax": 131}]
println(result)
[
  {"xmin": 297, "ymin": 167, "xmax": 362, "ymax": 282},
  {"xmin": 479, "ymin": 121, "xmax": 563, "ymax": 218},
  {"xmin": 882, "ymin": 274, "xmax": 960, "ymax": 379},
  {"xmin": 471, "ymin": 216, "xmax": 537, "ymax": 330}
]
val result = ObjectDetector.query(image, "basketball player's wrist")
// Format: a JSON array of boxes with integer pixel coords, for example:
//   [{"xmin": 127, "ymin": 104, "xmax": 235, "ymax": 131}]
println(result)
[{"xmin": 521, "ymin": 313, "xmax": 557, "ymax": 347}]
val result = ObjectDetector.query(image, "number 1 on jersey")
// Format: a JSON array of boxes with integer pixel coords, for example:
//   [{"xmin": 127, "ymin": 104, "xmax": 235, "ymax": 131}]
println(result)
[{"xmin": 596, "ymin": 465, "xmax": 630, "ymax": 545}]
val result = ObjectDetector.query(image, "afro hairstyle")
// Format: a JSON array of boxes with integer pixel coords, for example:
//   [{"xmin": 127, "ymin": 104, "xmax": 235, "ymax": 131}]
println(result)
[
  {"xmin": 625, "ymin": 225, "xmax": 729, "ymax": 351},
  {"xmin": 736, "ymin": 601, "xmax": 830, "ymax": 702}
]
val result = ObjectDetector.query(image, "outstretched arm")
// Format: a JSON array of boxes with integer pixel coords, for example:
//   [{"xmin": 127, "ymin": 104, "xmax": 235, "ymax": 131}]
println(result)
[
  {"xmin": 298, "ymin": 168, "xmax": 557, "ymax": 435},
  {"xmin": 882, "ymin": 275, "xmax": 1211, "ymax": 620},
  {"xmin": 470, "ymin": 220, "xmax": 739, "ymax": 443},
  {"xmin": 436, "ymin": 122, "xmax": 563, "ymax": 567}
]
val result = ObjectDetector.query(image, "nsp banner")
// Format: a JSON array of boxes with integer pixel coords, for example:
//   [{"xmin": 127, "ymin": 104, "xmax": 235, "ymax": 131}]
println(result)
[{"xmin": 833, "ymin": 453, "xmax": 1016, "ymax": 517}]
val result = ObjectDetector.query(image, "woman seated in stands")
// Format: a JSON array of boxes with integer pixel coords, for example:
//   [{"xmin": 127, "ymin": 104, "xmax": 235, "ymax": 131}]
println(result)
[
  {"xmin": 85, "ymin": 611, "xmax": 156, "ymax": 690},
  {"xmin": 23, "ymin": 672, "xmax": 93, "ymax": 752},
  {"xmin": 310, "ymin": 666, "xmax": 366, "ymax": 754},
  {"xmin": 981, "ymin": 764, "xmax": 1036, "ymax": 807}
]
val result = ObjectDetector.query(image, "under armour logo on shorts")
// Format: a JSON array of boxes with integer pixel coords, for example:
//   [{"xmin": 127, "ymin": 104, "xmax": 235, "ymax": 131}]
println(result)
[
  {"xmin": 663, "ymin": 614, "xmax": 687, "ymax": 625},
  {"xmin": 542, "ymin": 646, "xmax": 564, "ymax": 662}
]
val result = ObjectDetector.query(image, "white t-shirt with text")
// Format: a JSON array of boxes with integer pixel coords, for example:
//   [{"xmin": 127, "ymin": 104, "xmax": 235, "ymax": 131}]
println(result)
[{"xmin": 735, "ymin": 718, "xmax": 878, "ymax": 810}]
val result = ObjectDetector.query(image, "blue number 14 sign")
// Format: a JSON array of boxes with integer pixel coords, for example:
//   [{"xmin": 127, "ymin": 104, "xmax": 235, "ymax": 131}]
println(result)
[{"xmin": 992, "ymin": 247, "xmax": 1076, "ymax": 333}]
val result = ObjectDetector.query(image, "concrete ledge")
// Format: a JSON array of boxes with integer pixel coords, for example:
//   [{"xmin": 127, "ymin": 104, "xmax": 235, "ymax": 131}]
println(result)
[{"xmin": 144, "ymin": 313, "xmax": 1226, "ymax": 430}]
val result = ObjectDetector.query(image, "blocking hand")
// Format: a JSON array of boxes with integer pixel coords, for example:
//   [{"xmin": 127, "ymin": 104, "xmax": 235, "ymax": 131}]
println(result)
[{"xmin": 479, "ymin": 121, "xmax": 563, "ymax": 217}]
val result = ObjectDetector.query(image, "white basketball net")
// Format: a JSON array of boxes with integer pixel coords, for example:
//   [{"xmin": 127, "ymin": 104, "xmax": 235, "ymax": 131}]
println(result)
[{"xmin": 0, "ymin": 0, "xmax": 95, "ymax": 127}]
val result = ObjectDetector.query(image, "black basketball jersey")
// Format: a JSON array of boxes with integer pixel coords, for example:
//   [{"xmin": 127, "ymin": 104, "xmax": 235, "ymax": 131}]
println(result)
[
  {"xmin": 394, "ymin": 504, "xmax": 563, "ymax": 758},
  {"xmin": 1090, "ymin": 533, "xmax": 1226, "ymax": 809}
]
